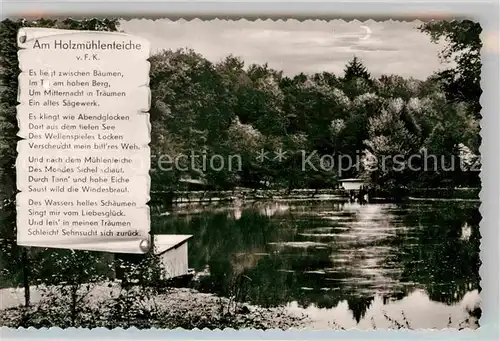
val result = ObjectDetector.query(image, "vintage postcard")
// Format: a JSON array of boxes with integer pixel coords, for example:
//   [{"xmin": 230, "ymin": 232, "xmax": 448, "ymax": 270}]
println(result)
[{"xmin": 0, "ymin": 18, "xmax": 481, "ymax": 330}]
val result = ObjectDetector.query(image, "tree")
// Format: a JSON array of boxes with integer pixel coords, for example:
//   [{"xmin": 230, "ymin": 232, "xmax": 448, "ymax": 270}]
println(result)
[
  {"xmin": 362, "ymin": 98, "xmax": 419, "ymax": 187},
  {"xmin": 32, "ymin": 249, "xmax": 112, "ymax": 327},
  {"xmin": 419, "ymin": 20, "xmax": 482, "ymax": 117},
  {"xmin": 341, "ymin": 57, "xmax": 373, "ymax": 98},
  {"xmin": 239, "ymin": 63, "xmax": 287, "ymax": 137},
  {"xmin": 343, "ymin": 56, "xmax": 371, "ymax": 81},
  {"xmin": 225, "ymin": 117, "xmax": 264, "ymax": 188},
  {"xmin": 375, "ymin": 75, "xmax": 421, "ymax": 100}
]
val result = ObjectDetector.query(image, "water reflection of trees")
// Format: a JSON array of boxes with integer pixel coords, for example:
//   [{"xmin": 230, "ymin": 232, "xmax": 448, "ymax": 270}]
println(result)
[
  {"xmin": 348, "ymin": 296, "xmax": 374, "ymax": 323},
  {"xmin": 153, "ymin": 201, "xmax": 480, "ymax": 322},
  {"xmin": 393, "ymin": 202, "xmax": 481, "ymax": 304}
]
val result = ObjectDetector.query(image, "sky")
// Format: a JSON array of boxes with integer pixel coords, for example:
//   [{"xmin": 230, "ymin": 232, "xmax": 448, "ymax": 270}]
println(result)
[{"xmin": 120, "ymin": 19, "xmax": 449, "ymax": 80}]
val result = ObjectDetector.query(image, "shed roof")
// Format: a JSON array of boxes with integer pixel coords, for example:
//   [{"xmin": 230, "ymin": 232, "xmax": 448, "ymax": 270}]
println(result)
[
  {"xmin": 153, "ymin": 234, "xmax": 192, "ymax": 255},
  {"xmin": 179, "ymin": 178, "xmax": 206, "ymax": 185},
  {"xmin": 339, "ymin": 178, "xmax": 366, "ymax": 182}
]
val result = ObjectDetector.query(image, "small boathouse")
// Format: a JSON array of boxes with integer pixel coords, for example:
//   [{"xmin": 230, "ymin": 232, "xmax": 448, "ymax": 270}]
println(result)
[
  {"xmin": 114, "ymin": 234, "xmax": 193, "ymax": 280},
  {"xmin": 153, "ymin": 234, "xmax": 192, "ymax": 279},
  {"xmin": 339, "ymin": 178, "xmax": 368, "ymax": 191}
]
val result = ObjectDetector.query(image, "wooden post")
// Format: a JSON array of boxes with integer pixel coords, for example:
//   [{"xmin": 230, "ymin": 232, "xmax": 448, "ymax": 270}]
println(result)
[{"xmin": 21, "ymin": 248, "xmax": 30, "ymax": 307}]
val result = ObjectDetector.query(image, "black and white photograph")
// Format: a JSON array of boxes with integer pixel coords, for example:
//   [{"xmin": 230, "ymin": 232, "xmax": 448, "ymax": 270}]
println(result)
[{"xmin": 0, "ymin": 17, "xmax": 481, "ymax": 330}]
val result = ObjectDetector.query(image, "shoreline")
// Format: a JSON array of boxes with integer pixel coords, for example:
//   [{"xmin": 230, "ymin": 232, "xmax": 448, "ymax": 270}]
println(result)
[
  {"xmin": 149, "ymin": 187, "xmax": 480, "ymax": 206},
  {"xmin": 0, "ymin": 284, "xmax": 480, "ymax": 330},
  {"xmin": 0, "ymin": 283, "xmax": 309, "ymax": 330}
]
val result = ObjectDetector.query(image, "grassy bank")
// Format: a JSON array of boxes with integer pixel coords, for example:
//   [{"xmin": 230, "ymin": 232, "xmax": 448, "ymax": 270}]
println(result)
[{"xmin": 0, "ymin": 282, "xmax": 308, "ymax": 329}]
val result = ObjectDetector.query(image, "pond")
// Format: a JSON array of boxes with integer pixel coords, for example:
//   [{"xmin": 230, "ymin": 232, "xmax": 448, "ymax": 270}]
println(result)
[{"xmin": 153, "ymin": 199, "xmax": 481, "ymax": 329}]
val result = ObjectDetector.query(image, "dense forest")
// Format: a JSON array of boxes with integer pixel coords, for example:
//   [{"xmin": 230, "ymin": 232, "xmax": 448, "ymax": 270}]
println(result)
[{"xmin": 147, "ymin": 21, "xmax": 481, "ymax": 192}]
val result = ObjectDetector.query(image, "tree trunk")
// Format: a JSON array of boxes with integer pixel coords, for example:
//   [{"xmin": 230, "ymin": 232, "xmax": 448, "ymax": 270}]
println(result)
[
  {"xmin": 71, "ymin": 285, "xmax": 78, "ymax": 325},
  {"xmin": 22, "ymin": 248, "xmax": 30, "ymax": 307}
]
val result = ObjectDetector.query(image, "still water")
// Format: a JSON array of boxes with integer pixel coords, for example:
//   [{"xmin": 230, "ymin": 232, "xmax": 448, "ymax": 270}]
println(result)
[{"xmin": 153, "ymin": 199, "xmax": 481, "ymax": 329}]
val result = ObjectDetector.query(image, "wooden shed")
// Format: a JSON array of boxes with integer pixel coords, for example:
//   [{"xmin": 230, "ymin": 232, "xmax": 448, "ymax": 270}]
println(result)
[
  {"xmin": 114, "ymin": 234, "xmax": 193, "ymax": 280},
  {"xmin": 153, "ymin": 234, "xmax": 192, "ymax": 279},
  {"xmin": 339, "ymin": 178, "xmax": 368, "ymax": 191}
]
